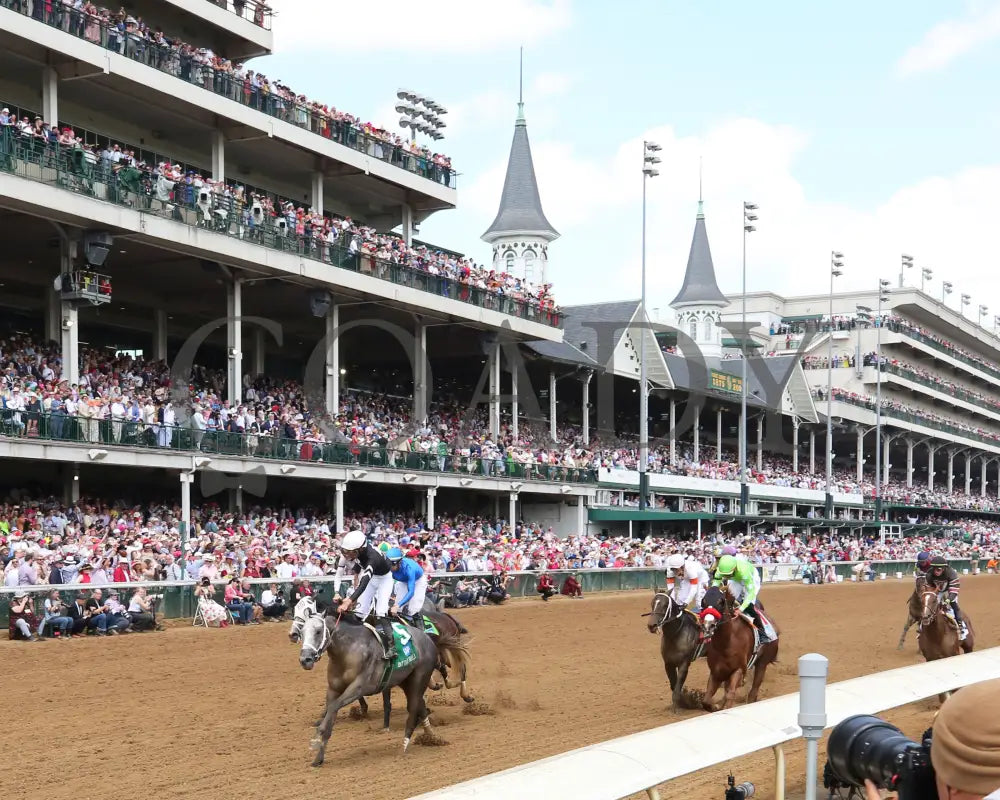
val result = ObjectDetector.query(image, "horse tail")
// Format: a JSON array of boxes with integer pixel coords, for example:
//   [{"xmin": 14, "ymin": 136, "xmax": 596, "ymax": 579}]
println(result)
[
  {"xmin": 444, "ymin": 612, "xmax": 469, "ymax": 635},
  {"xmin": 436, "ymin": 630, "xmax": 472, "ymax": 676}
]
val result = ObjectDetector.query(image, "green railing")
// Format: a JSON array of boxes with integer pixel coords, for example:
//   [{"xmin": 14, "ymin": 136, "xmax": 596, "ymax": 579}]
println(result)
[
  {"xmin": 888, "ymin": 321, "xmax": 1000, "ymax": 383},
  {"xmin": 205, "ymin": 0, "xmax": 272, "ymax": 29},
  {"xmin": 1, "ymin": 0, "xmax": 448, "ymax": 185},
  {"xmin": 0, "ymin": 130, "xmax": 560, "ymax": 327},
  {"xmin": 832, "ymin": 391, "xmax": 1000, "ymax": 446},
  {"xmin": 0, "ymin": 411, "xmax": 597, "ymax": 483},
  {"xmin": 880, "ymin": 362, "xmax": 1000, "ymax": 413},
  {"xmin": 2, "ymin": 561, "xmax": 985, "ymax": 627}
]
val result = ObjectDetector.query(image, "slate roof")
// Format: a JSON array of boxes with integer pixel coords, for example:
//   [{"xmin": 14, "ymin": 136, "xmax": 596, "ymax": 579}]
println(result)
[{"xmin": 670, "ymin": 202, "xmax": 728, "ymax": 308}]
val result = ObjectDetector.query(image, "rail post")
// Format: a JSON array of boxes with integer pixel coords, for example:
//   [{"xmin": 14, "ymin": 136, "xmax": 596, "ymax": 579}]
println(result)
[{"xmin": 798, "ymin": 653, "xmax": 829, "ymax": 800}]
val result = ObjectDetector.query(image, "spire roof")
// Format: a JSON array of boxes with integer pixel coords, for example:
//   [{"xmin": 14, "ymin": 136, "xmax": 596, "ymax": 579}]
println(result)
[
  {"xmin": 481, "ymin": 56, "xmax": 559, "ymax": 245},
  {"xmin": 670, "ymin": 202, "xmax": 728, "ymax": 308}
]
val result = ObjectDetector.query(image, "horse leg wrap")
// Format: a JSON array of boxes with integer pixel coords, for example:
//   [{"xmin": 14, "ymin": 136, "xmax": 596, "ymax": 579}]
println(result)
[{"xmin": 402, "ymin": 736, "xmax": 411, "ymax": 753}]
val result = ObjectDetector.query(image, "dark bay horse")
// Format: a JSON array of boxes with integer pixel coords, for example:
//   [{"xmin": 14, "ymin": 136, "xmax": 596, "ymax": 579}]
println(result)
[
  {"xmin": 298, "ymin": 613, "xmax": 438, "ymax": 766},
  {"xmin": 897, "ymin": 576, "xmax": 925, "ymax": 650},
  {"xmin": 916, "ymin": 584, "xmax": 975, "ymax": 663},
  {"xmin": 644, "ymin": 590, "xmax": 702, "ymax": 710},
  {"xmin": 699, "ymin": 586, "xmax": 779, "ymax": 711}
]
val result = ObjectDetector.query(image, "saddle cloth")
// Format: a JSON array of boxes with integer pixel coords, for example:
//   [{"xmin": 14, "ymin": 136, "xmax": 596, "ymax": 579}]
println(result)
[{"xmin": 737, "ymin": 610, "xmax": 778, "ymax": 644}]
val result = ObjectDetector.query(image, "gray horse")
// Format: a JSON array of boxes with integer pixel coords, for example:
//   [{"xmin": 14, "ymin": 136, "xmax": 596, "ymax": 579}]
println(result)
[
  {"xmin": 298, "ymin": 613, "xmax": 438, "ymax": 766},
  {"xmin": 645, "ymin": 590, "xmax": 703, "ymax": 710}
]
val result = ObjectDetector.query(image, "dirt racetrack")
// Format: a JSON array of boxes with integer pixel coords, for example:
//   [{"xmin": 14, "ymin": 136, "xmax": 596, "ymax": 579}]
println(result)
[{"xmin": 5, "ymin": 575, "xmax": 998, "ymax": 800}]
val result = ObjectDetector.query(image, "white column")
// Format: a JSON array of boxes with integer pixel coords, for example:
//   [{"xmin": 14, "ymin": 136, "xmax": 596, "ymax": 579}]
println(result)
[
  {"xmin": 965, "ymin": 454, "xmax": 973, "ymax": 496},
  {"xmin": 756, "ymin": 416, "xmax": 764, "ymax": 472},
  {"xmin": 927, "ymin": 444, "xmax": 937, "ymax": 490},
  {"xmin": 252, "ymin": 327, "xmax": 265, "ymax": 376},
  {"xmin": 334, "ymin": 482, "xmax": 346, "ymax": 533},
  {"xmin": 311, "ymin": 170, "xmax": 324, "ymax": 215},
  {"xmin": 692, "ymin": 404, "xmax": 701, "ymax": 462},
  {"xmin": 581, "ymin": 370, "xmax": 593, "ymax": 446},
  {"xmin": 792, "ymin": 418, "xmax": 800, "ymax": 473},
  {"xmin": 42, "ymin": 66, "xmax": 58, "ymax": 127},
  {"xmin": 489, "ymin": 344, "xmax": 501, "ymax": 438},
  {"xmin": 212, "ymin": 130, "xmax": 225, "ymax": 184},
  {"xmin": 508, "ymin": 492, "xmax": 517, "ymax": 528},
  {"xmin": 59, "ymin": 239, "xmax": 79, "ymax": 386},
  {"xmin": 401, "ymin": 203, "xmax": 414, "ymax": 247},
  {"xmin": 884, "ymin": 434, "xmax": 892, "ymax": 483},
  {"xmin": 809, "ymin": 430, "xmax": 816, "ymax": 474},
  {"xmin": 233, "ymin": 486, "xmax": 244, "ymax": 513},
  {"xmin": 549, "ymin": 370, "xmax": 557, "ymax": 442},
  {"xmin": 325, "ymin": 304, "xmax": 339, "ymax": 416},
  {"xmin": 716, "ymin": 408, "xmax": 723, "ymax": 462},
  {"xmin": 179, "ymin": 471, "xmax": 193, "ymax": 578},
  {"xmin": 856, "ymin": 428, "xmax": 864, "ymax": 484},
  {"xmin": 947, "ymin": 451, "xmax": 955, "ymax": 494},
  {"xmin": 981, "ymin": 458, "xmax": 987, "ymax": 498},
  {"xmin": 511, "ymin": 359, "xmax": 519, "ymax": 440},
  {"xmin": 426, "ymin": 487, "xmax": 436, "ymax": 531},
  {"xmin": 905, "ymin": 440, "xmax": 914, "ymax": 488},
  {"xmin": 64, "ymin": 466, "xmax": 80, "ymax": 505},
  {"xmin": 576, "ymin": 495, "xmax": 586, "ymax": 535},
  {"xmin": 413, "ymin": 320, "xmax": 427, "ymax": 423},
  {"xmin": 669, "ymin": 398, "xmax": 676, "ymax": 465},
  {"xmin": 153, "ymin": 309, "xmax": 168, "ymax": 362},
  {"xmin": 226, "ymin": 279, "xmax": 242, "ymax": 404}
]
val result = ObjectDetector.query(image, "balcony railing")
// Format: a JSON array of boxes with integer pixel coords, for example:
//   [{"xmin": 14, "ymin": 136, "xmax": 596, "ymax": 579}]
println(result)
[
  {"xmin": 0, "ymin": 411, "xmax": 597, "ymax": 484},
  {"xmin": 886, "ymin": 320, "xmax": 1000, "ymax": 383},
  {"xmin": 4, "ymin": 0, "xmax": 453, "ymax": 187},
  {"xmin": 832, "ymin": 391, "xmax": 1000, "ymax": 447},
  {"xmin": 0, "ymin": 132, "xmax": 561, "ymax": 327},
  {"xmin": 204, "ymin": 0, "xmax": 272, "ymax": 30},
  {"xmin": 879, "ymin": 362, "xmax": 1000, "ymax": 415}
]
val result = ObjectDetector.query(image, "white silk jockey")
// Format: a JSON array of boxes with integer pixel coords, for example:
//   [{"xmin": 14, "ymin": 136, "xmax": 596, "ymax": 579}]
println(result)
[{"xmin": 664, "ymin": 554, "xmax": 709, "ymax": 611}]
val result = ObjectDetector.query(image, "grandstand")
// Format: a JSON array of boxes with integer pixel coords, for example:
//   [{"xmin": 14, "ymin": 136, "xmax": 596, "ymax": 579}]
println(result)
[{"xmin": 1, "ymin": 1, "xmax": 999, "ymax": 554}]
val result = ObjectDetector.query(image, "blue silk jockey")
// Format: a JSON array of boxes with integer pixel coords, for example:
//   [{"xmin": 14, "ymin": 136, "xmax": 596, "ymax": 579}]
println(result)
[
  {"xmin": 386, "ymin": 547, "xmax": 428, "ymax": 624},
  {"xmin": 915, "ymin": 551, "xmax": 933, "ymax": 581},
  {"xmin": 664, "ymin": 553, "xmax": 709, "ymax": 612},
  {"xmin": 712, "ymin": 554, "xmax": 771, "ymax": 643}
]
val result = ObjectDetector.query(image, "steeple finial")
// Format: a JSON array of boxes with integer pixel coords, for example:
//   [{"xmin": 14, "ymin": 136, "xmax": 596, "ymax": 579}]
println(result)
[
  {"xmin": 517, "ymin": 46, "xmax": 525, "ymax": 122},
  {"xmin": 697, "ymin": 156, "xmax": 704, "ymax": 218}
]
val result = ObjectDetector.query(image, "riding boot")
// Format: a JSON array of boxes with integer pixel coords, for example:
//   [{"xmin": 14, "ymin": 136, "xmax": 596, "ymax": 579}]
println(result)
[
  {"xmin": 951, "ymin": 601, "xmax": 967, "ymax": 640},
  {"xmin": 375, "ymin": 616, "xmax": 395, "ymax": 660}
]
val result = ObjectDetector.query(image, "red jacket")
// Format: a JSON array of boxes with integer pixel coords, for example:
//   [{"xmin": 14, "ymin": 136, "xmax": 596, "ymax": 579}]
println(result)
[{"xmin": 539, "ymin": 574, "xmax": 555, "ymax": 591}]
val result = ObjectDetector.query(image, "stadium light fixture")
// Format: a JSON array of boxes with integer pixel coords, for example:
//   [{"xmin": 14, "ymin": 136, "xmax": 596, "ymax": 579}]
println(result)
[
  {"xmin": 979, "ymin": 304, "xmax": 989, "ymax": 326},
  {"xmin": 920, "ymin": 267, "xmax": 933, "ymax": 293},
  {"xmin": 88, "ymin": 448, "xmax": 108, "ymax": 461},
  {"xmin": 899, "ymin": 254, "xmax": 913, "ymax": 288},
  {"xmin": 397, "ymin": 90, "xmax": 447, "ymax": 145},
  {"xmin": 740, "ymin": 201, "xmax": 759, "ymax": 515},
  {"xmin": 825, "ymin": 251, "xmax": 845, "ymax": 519},
  {"xmin": 941, "ymin": 281, "xmax": 953, "ymax": 304},
  {"xmin": 280, "ymin": 464, "xmax": 296, "ymax": 475},
  {"xmin": 638, "ymin": 140, "xmax": 660, "ymax": 525}
]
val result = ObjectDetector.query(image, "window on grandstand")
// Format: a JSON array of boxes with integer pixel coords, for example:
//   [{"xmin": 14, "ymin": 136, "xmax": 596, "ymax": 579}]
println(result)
[
  {"xmin": 703, "ymin": 319, "xmax": 712, "ymax": 340},
  {"xmin": 504, "ymin": 250, "xmax": 515, "ymax": 271},
  {"xmin": 116, "ymin": 349, "xmax": 144, "ymax": 359},
  {"xmin": 689, "ymin": 320, "xmax": 697, "ymax": 340},
  {"xmin": 523, "ymin": 249, "xmax": 536, "ymax": 273}
]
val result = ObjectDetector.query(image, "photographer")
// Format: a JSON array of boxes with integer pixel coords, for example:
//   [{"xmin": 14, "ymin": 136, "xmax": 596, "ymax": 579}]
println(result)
[
  {"xmin": 259, "ymin": 582, "xmax": 287, "ymax": 619},
  {"xmin": 127, "ymin": 586, "xmax": 160, "ymax": 631},
  {"xmin": 852, "ymin": 677, "xmax": 1000, "ymax": 799}
]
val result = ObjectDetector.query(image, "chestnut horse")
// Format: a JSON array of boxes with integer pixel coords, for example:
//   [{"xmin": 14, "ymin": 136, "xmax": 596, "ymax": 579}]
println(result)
[
  {"xmin": 916, "ymin": 584, "xmax": 974, "ymax": 663},
  {"xmin": 897, "ymin": 576, "xmax": 925, "ymax": 650},
  {"xmin": 699, "ymin": 586, "xmax": 779, "ymax": 711}
]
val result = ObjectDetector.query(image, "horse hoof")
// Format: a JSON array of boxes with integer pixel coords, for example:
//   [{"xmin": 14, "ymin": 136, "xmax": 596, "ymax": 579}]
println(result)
[
  {"xmin": 380, "ymin": 727, "xmax": 391, "ymax": 735},
  {"xmin": 402, "ymin": 737, "xmax": 411, "ymax": 753},
  {"xmin": 429, "ymin": 681, "xmax": 443, "ymax": 691},
  {"xmin": 463, "ymin": 696, "xmax": 475, "ymax": 704},
  {"xmin": 310, "ymin": 757, "xmax": 324, "ymax": 768}
]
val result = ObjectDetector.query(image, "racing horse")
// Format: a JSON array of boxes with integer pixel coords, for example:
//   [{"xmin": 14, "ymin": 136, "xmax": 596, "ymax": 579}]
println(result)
[
  {"xmin": 897, "ymin": 575, "xmax": 926, "ymax": 650},
  {"xmin": 699, "ymin": 585, "xmax": 779, "ymax": 712},
  {"xmin": 916, "ymin": 583, "xmax": 975, "ymax": 664},
  {"xmin": 290, "ymin": 597, "xmax": 474, "ymax": 727},
  {"xmin": 643, "ymin": 590, "xmax": 702, "ymax": 710},
  {"xmin": 298, "ymin": 612, "xmax": 438, "ymax": 766}
]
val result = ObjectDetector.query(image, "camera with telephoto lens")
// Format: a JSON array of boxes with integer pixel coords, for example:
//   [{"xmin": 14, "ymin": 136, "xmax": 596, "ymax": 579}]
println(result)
[
  {"xmin": 725, "ymin": 774, "xmax": 754, "ymax": 799},
  {"xmin": 824, "ymin": 715, "xmax": 935, "ymax": 800}
]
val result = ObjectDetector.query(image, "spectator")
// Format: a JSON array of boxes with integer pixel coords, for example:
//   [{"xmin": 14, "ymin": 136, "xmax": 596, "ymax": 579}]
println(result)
[
  {"xmin": 66, "ymin": 592, "xmax": 90, "ymax": 637},
  {"xmin": 450, "ymin": 577, "xmax": 478, "ymax": 608},
  {"xmin": 482, "ymin": 569, "xmax": 511, "ymax": 605},
  {"xmin": 127, "ymin": 586, "xmax": 159, "ymax": 631},
  {"xmin": 561, "ymin": 574, "xmax": 583, "ymax": 598},
  {"xmin": 84, "ymin": 588, "xmax": 112, "ymax": 635},
  {"xmin": 38, "ymin": 588, "xmax": 74, "ymax": 638},
  {"xmin": 8, "ymin": 590, "xmax": 39, "ymax": 641},
  {"xmin": 537, "ymin": 571, "xmax": 556, "ymax": 601},
  {"xmin": 103, "ymin": 590, "xmax": 133, "ymax": 634},
  {"xmin": 259, "ymin": 582, "xmax": 286, "ymax": 619},
  {"xmin": 194, "ymin": 577, "xmax": 228, "ymax": 627},
  {"xmin": 224, "ymin": 576, "xmax": 253, "ymax": 624}
]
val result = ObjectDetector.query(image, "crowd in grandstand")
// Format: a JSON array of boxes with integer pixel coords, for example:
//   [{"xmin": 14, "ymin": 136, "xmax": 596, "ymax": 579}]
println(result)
[{"xmin": 5, "ymin": 0, "xmax": 451, "ymax": 184}]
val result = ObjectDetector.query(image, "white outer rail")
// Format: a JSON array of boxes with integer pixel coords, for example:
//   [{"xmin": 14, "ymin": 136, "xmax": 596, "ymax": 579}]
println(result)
[{"xmin": 406, "ymin": 646, "xmax": 1000, "ymax": 800}]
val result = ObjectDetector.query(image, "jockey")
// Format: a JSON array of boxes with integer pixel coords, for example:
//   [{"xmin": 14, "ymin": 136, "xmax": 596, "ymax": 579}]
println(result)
[
  {"xmin": 386, "ymin": 547, "xmax": 428, "ymax": 624},
  {"xmin": 925, "ymin": 555, "xmax": 968, "ymax": 640},
  {"xmin": 710, "ymin": 544, "xmax": 739, "ymax": 575},
  {"xmin": 712, "ymin": 554, "xmax": 769, "ymax": 642},
  {"xmin": 664, "ymin": 553, "xmax": 709, "ymax": 612},
  {"xmin": 915, "ymin": 550, "xmax": 933, "ymax": 579},
  {"xmin": 336, "ymin": 531, "xmax": 395, "ymax": 659}
]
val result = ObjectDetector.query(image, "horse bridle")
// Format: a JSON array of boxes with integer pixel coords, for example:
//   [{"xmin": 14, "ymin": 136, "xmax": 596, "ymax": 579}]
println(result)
[
  {"xmin": 303, "ymin": 613, "xmax": 331, "ymax": 659},
  {"xmin": 919, "ymin": 587, "xmax": 946, "ymax": 627},
  {"xmin": 642, "ymin": 592, "xmax": 681, "ymax": 631}
]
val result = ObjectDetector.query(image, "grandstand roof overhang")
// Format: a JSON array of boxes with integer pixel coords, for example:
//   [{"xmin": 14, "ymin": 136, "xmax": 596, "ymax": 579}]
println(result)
[
  {"xmin": 0, "ymin": 17, "xmax": 455, "ymax": 221},
  {"xmin": 154, "ymin": 0, "xmax": 274, "ymax": 59},
  {"xmin": 892, "ymin": 292, "xmax": 1000, "ymax": 364}
]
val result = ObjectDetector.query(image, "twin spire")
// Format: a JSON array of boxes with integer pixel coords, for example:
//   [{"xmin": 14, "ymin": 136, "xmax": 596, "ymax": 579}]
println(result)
[{"xmin": 481, "ymin": 48, "xmax": 559, "ymax": 245}]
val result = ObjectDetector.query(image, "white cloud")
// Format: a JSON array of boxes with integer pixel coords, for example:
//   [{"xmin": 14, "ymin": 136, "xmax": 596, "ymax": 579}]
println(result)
[
  {"xmin": 531, "ymin": 71, "xmax": 573, "ymax": 98},
  {"xmin": 269, "ymin": 0, "xmax": 572, "ymax": 54},
  {"xmin": 441, "ymin": 116, "xmax": 1000, "ymax": 317},
  {"xmin": 895, "ymin": 1, "xmax": 1000, "ymax": 77}
]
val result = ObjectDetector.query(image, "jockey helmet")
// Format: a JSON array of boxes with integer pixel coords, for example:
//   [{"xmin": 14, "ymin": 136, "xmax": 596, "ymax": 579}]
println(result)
[
  {"xmin": 929, "ymin": 555, "xmax": 947, "ymax": 571},
  {"xmin": 386, "ymin": 546, "xmax": 403, "ymax": 565},
  {"xmin": 716, "ymin": 554, "xmax": 737, "ymax": 577},
  {"xmin": 339, "ymin": 530, "xmax": 366, "ymax": 552},
  {"xmin": 665, "ymin": 553, "xmax": 686, "ymax": 572},
  {"xmin": 377, "ymin": 542, "xmax": 391, "ymax": 554},
  {"xmin": 712, "ymin": 546, "xmax": 723, "ymax": 558},
  {"xmin": 916, "ymin": 551, "xmax": 931, "ymax": 565},
  {"xmin": 721, "ymin": 545, "xmax": 738, "ymax": 556}
]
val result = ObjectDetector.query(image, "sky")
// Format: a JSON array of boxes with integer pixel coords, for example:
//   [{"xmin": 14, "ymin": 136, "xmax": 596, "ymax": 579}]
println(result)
[{"xmin": 259, "ymin": 0, "xmax": 1000, "ymax": 318}]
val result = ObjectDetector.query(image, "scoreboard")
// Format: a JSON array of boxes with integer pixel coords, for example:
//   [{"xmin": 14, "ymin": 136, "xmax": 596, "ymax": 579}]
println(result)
[{"xmin": 710, "ymin": 369, "xmax": 743, "ymax": 394}]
